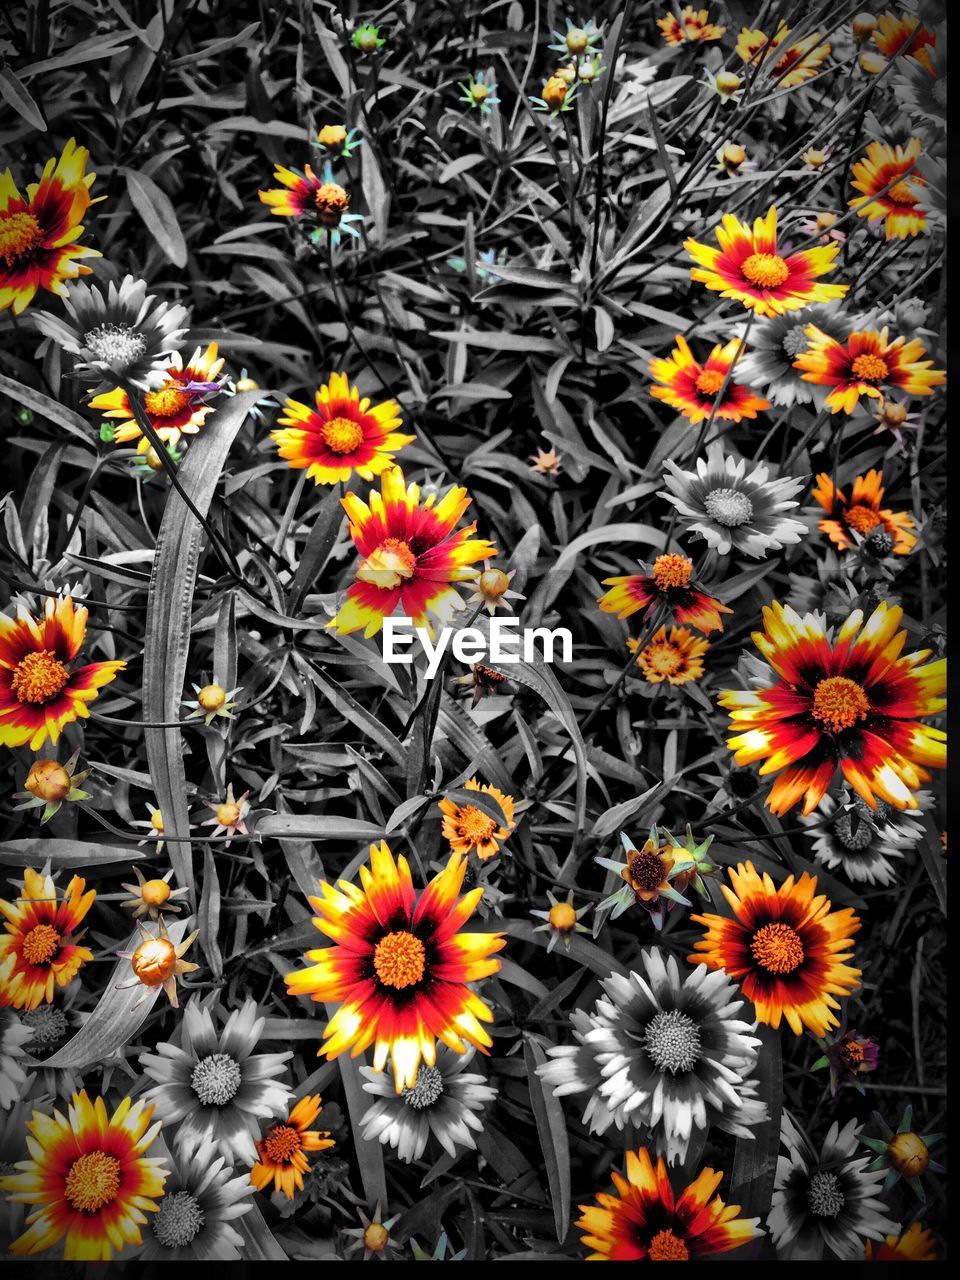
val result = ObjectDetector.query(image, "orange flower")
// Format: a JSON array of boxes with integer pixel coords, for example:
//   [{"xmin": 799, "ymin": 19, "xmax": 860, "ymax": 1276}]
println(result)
[
  {"xmin": 272, "ymin": 372, "xmax": 414, "ymax": 485},
  {"xmin": 0, "ymin": 595, "xmax": 124, "ymax": 751},
  {"xmin": 735, "ymin": 24, "xmax": 831, "ymax": 88},
  {"xmin": 89, "ymin": 342, "xmax": 224, "ymax": 454},
  {"xmin": 329, "ymin": 467, "xmax": 496, "ymax": 638},
  {"xmin": 794, "ymin": 326, "xmax": 945, "ymax": 414},
  {"xmin": 656, "ymin": 6, "xmax": 725, "ymax": 44},
  {"xmin": 630, "ymin": 624, "xmax": 708, "ymax": 685},
  {"xmin": 0, "ymin": 1091, "xmax": 166, "ymax": 1259},
  {"xmin": 865, "ymin": 1221, "xmax": 939, "ymax": 1261},
  {"xmin": 649, "ymin": 335, "xmax": 769, "ymax": 424},
  {"xmin": 250, "ymin": 1095, "xmax": 334, "ymax": 1199},
  {"xmin": 599, "ymin": 554, "xmax": 732, "ymax": 635},
  {"xmin": 689, "ymin": 862, "xmax": 861, "ymax": 1036},
  {"xmin": 438, "ymin": 778, "xmax": 516, "ymax": 860},
  {"xmin": 873, "ymin": 11, "xmax": 936, "ymax": 72},
  {"xmin": 0, "ymin": 867, "xmax": 95, "ymax": 1011},
  {"xmin": 685, "ymin": 205, "xmax": 847, "ymax": 317},
  {"xmin": 719, "ymin": 601, "xmax": 945, "ymax": 816},
  {"xmin": 812, "ymin": 470, "xmax": 916, "ymax": 556},
  {"xmin": 0, "ymin": 138, "xmax": 100, "ymax": 315},
  {"xmin": 849, "ymin": 139, "xmax": 927, "ymax": 239},
  {"xmin": 285, "ymin": 842, "xmax": 504, "ymax": 1090},
  {"xmin": 577, "ymin": 1147, "xmax": 760, "ymax": 1261}
]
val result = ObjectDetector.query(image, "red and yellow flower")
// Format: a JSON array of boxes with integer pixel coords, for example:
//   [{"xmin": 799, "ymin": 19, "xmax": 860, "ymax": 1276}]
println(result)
[
  {"xmin": 250, "ymin": 1095, "xmax": 334, "ymax": 1199},
  {"xmin": 812, "ymin": 469, "xmax": 916, "ymax": 556},
  {"xmin": 735, "ymin": 24, "xmax": 831, "ymax": 88},
  {"xmin": 719, "ymin": 601, "xmax": 946, "ymax": 816},
  {"xmin": 0, "ymin": 138, "xmax": 100, "ymax": 315},
  {"xmin": 0, "ymin": 595, "xmax": 125, "ymax": 750},
  {"xmin": 873, "ymin": 11, "xmax": 936, "ymax": 72},
  {"xmin": 849, "ymin": 138, "xmax": 927, "ymax": 239},
  {"xmin": 649, "ymin": 335, "xmax": 769, "ymax": 424},
  {"xmin": 438, "ymin": 778, "xmax": 516, "ymax": 860},
  {"xmin": 656, "ymin": 6, "xmax": 725, "ymax": 44},
  {"xmin": 599, "ymin": 554, "xmax": 732, "ymax": 635},
  {"xmin": 0, "ymin": 867, "xmax": 95, "ymax": 1011},
  {"xmin": 689, "ymin": 862, "xmax": 861, "ymax": 1037},
  {"xmin": 865, "ymin": 1222, "xmax": 939, "ymax": 1261},
  {"xmin": 329, "ymin": 466, "xmax": 496, "ymax": 638},
  {"xmin": 0, "ymin": 1091, "xmax": 167, "ymax": 1260},
  {"xmin": 89, "ymin": 342, "xmax": 224, "ymax": 454},
  {"xmin": 629, "ymin": 624, "xmax": 708, "ymax": 685},
  {"xmin": 285, "ymin": 841, "xmax": 505, "ymax": 1090},
  {"xmin": 685, "ymin": 205, "xmax": 847, "ymax": 317},
  {"xmin": 577, "ymin": 1147, "xmax": 760, "ymax": 1261},
  {"xmin": 272, "ymin": 372, "xmax": 414, "ymax": 485},
  {"xmin": 259, "ymin": 164, "xmax": 351, "ymax": 229},
  {"xmin": 794, "ymin": 326, "xmax": 945, "ymax": 414}
]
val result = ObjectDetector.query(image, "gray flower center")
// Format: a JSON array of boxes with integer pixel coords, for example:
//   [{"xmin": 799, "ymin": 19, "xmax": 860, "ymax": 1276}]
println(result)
[
  {"xmin": 642, "ymin": 1009, "xmax": 701, "ymax": 1074},
  {"xmin": 83, "ymin": 323, "xmax": 148, "ymax": 368},
  {"xmin": 833, "ymin": 810, "xmax": 874, "ymax": 851},
  {"xmin": 401, "ymin": 1064, "xmax": 444, "ymax": 1109},
  {"xmin": 190, "ymin": 1052, "xmax": 242, "ymax": 1106},
  {"xmin": 703, "ymin": 487, "xmax": 754, "ymax": 527},
  {"xmin": 855, "ymin": 794, "xmax": 889, "ymax": 824},
  {"xmin": 20, "ymin": 1004, "xmax": 69, "ymax": 1046},
  {"xmin": 152, "ymin": 1190, "xmax": 206, "ymax": 1247},
  {"xmin": 781, "ymin": 324, "xmax": 810, "ymax": 357},
  {"xmin": 806, "ymin": 1170, "xmax": 845, "ymax": 1218}
]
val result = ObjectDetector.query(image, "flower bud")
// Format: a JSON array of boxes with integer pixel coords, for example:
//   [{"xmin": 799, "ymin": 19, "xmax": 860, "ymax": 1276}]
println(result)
[
  {"xmin": 25, "ymin": 760, "xmax": 72, "ymax": 803},
  {"xmin": 131, "ymin": 936, "xmax": 178, "ymax": 986}
]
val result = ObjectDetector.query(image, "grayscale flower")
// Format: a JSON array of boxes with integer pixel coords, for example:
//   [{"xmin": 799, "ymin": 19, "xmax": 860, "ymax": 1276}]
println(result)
[
  {"xmin": 734, "ymin": 303, "xmax": 855, "ymax": 407},
  {"xmin": 538, "ymin": 948, "xmax": 766, "ymax": 1164},
  {"xmin": 359, "ymin": 1044, "xmax": 496, "ymax": 1163},
  {"xmin": 892, "ymin": 28, "xmax": 946, "ymax": 130},
  {"xmin": 0, "ymin": 1007, "xmax": 30, "ymax": 1109},
  {"xmin": 140, "ymin": 1139, "xmax": 253, "ymax": 1261},
  {"xmin": 662, "ymin": 443, "xmax": 808, "ymax": 558},
  {"xmin": 800, "ymin": 789, "xmax": 933, "ymax": 886},
  {"xmin": 33, "ymin": 275, "xmax": 189, "ymax": 390},
  {"xmin": 140, "ymin": 997, "xmax": 292, "ymax": 1165},
  {"xmin": 769, "ymin": 1111, "xmax": 899, "ymax": 1260}
]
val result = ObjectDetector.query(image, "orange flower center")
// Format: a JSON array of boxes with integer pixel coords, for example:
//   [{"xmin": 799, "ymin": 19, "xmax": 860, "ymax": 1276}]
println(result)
[
  {"xmin": 132, "ymin": 936, "xmax": 178, "ymax": 985},
  {"xmin": 548, "ymin": 901, "xmax": 578, "ymax": 931},
  {"xmin": 644, "ymin": 641, "xmax": 684, "ymax": 677},
  {"xmin": 315, "ymin": 181, "xmax": 349, "ymax": 226},
  {"xmin": 363, "ymin": 1223, "xmax": 389, "ymax": 1253},
  {"xmin": 811, "ymin": 676, "xmax": 870, "ymax": 732},
  {"xmin": 840, "ymin": 1040, "xmax": 865, "ymax": 1066},
  {"xmin": 12, "ymin": 650, "xmax": 69, "ymax": 705},
  {"xmin": 651, "ymin": 554, "xmax": 693, "ymax": 591},
  {"xmin": 695, "ymin": 368, "xmax": 727, "ymax": 396},
  {"xmin": 373, "ymin": 930, "xmax": 426, "ymax": 989},
  {"xmin": 845, "ymin": 504, "xmax": 883, "ymax": 534},
  {"xmin": 741, "ymin": 252, "xmax": 790, "ymax": 288},
  {"xmin": 144, "ymin": 384, "xmax": 191, "ymax": 418},
  {"xmin": 357, "ymin": 538, "xmax": 417, "ymax": 589},
  {"xmin": 261, "ymin": 1123, "xmax": 302, "ymax": 1166},
  {"xmin": 141, "ymin": 879, "xmax": 172, "ymax": 907},
  {"xmin": 888, "ymin": 180, "xmax": 917, "ymax": 206},
  {"xmin": 457, "ymin": 804, "xmax": 498, "ymax": 844},
  {"xmin": 21, "ymin": 923, "xmax": 61, "ymax": 966},
  {"xmin": 472, "ymin": 83, "xmax": 490, "ymax": 102},
  {"xmin": 0, "ymin": 211, "xmax": 43, "ymax": 267},
  {"xmin": 627, "ymin": 847, "xmax": 667, "ymax": 892},
  {"xmin": 216, "ymin": 802, "xmax": 242, "ymax": 827},
  {"xmin": 851, "ymin": 353, "xmax": 889, "ymax": 382},
  {"xmin": 648, "ymin": 1229, "xmax": 690, "ymax": 1262},
  {"xmin": 750, "ymin": 922, "xmax": 805, "ymax": 974},
  {"xmin": 320, "ymin": 415, "xmax": 365, "ymax": 454},
  {"xmin": 64, "ymin": 1150, "xmax": 121, "ymax": 1214}
]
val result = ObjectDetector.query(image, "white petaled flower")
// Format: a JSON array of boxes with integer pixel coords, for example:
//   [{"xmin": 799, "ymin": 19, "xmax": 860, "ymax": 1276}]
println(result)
[
  {"xmin": 139, "ymin": 1139, "xmax": 254, "ymax": 1261},
  {"xmin": 33, "ymin": 275, "xmax": 190, "ymax": 390},
  {"xmin": 140, "ymin": 997, "xmax": 292, "ymax": 1165},
  {"xmin": 538, "ymin": 949, "xmax": 766, "ymax": 1164},
  {"xmin": 800, "ymin": 789, "xmax": 932, "ymax": 886},
  {"xmin": 734, "ymin": 303, "xmax": 855, "ymax": 407},
  {"xmin": 359, "ymin": 1044, "xmax": 496, "ymax": 1163},
  {"xmin": 0, "ymin": 1003, "xmax": 31, "ymax": 1109},
  {"xmin": 662, "ymin": 443, "xmax": 808, "ymax": 559},
  {"xmin": 769, "ymin": 1111, "xmax": 899, "ymax": 1260}
]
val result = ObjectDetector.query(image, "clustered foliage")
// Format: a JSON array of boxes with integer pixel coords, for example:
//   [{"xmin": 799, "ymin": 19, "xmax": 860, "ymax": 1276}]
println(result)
[{"xmin": 0, "ymin": 0, "xmax": 947, "ymax": 1265}]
